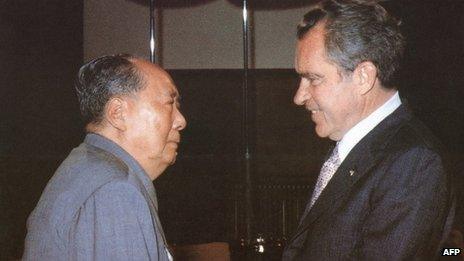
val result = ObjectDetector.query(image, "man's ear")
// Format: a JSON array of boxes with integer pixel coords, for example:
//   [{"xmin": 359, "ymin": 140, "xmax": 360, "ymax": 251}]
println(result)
[
  {"xmin": 104, "ymin": 97, "xmax": 127, "ymax": 131},
  {"xmin": 354, "ymin": 61, "xmax": 378, "ymax": 95}
]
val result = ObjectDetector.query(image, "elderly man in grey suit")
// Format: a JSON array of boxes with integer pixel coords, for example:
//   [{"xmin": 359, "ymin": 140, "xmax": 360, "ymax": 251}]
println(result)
[
  {"xmin": 23, "ymin": 54, "xmax": 186, "ymax": 260},
  {"xmin": 283, "ymin": 0, "xmax": 454, "ymax": 260}
]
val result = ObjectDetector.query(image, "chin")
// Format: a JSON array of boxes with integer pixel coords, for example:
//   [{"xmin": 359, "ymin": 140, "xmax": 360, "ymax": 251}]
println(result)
[
  {"xmin": 165, "ymin": 152, "xmax": 177, "ymax": 165},
  {"xmin": 169, "ymin": 157, "xmax": 177, "ymax": 165},
  {"xmin": 315, "ymin": 126, "xmax": 328, "ymax": 138},
  {"xmin": 315, "ymin": 125, "xmax": 338, "ymax": 140}
]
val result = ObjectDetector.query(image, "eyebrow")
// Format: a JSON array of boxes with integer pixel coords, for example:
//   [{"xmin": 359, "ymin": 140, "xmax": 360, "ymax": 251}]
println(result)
[
  {"xmin": 172, "ymin": 92, "xmax": 182, "ymax": 101},
  {"xmin": 165, "ymin": 89, "xmax": 178, "ymax": 99},
  {"xmin": 298, "ymin": 72, "xmax": 323, "ymax": 78},
  {"xmin": 169, "ymin": 91, "xmax": 182, "ymax": 104}
]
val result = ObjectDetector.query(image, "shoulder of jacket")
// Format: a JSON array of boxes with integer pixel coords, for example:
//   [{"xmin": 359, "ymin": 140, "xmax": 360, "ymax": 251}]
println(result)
[{"xmin": 386, "ymin": 116, "xmax": 444, "ymax": 156}]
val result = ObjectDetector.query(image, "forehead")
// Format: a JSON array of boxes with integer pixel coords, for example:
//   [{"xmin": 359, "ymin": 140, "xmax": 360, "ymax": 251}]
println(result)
[
  {"xmin": 134, "ymin": 59, "xmax": 178, "ymax": 97},
  {"xmin": 295, "ymin": 22, "xmax": 329, "ymax": 72}
]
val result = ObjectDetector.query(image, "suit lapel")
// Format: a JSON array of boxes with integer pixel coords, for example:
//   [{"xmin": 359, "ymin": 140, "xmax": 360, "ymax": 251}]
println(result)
[
  {"xmin": 288, "ymin": 103, "xmax": 413, "ymax": 245},
  {"xmin": 293, "ymin": 143, "xmax": 382, "ymax": 241},
  {"xmin": 297, "ymin": 144, "xmax": 336, "ymax": 224}
]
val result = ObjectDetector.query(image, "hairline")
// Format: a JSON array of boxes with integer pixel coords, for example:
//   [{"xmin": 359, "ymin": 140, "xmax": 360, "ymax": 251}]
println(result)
[
  {"xmin": 299, "ymin": 20, "xmax": 355, "ymax": 82},
  {"xmin": 88, "ymin": 57, "xmax": 148, "ymax": 129}
]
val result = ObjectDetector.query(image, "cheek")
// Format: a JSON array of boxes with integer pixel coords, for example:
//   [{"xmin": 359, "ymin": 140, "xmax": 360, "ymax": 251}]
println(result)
[
  {"xmin": 150, "ymin": 116, "xmax": 171, "ymax": 145},
  {"xmin": 313, "ymin": 90, "xmax": 335, "ymax": 117},
  {"xmin": 316, "ymin": 95, "xmax": 345, "ymax": 127},
  {"xmin": 128, "ymin": 111, "xmax": 165, "ymax": 146},
  {"xmin": 150, "ymin": 114, "xmax": 176, "ymax": 155},
  {"xmin": 330, "ymin": 90, "xmax": 358, "ymax": 124},
  {"xmin": 156, "ymin": 112, "xmax": 174, "ymax": 137}
]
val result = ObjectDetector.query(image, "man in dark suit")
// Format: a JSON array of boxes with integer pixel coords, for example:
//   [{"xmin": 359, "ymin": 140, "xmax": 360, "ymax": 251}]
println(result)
[
  {"xmin": 23, "ymin": 54, "xmax": 186, "ymax": 260},
  {"xmin": 282, "ymin": 0, "xmax": 454, "ymax": 260}
]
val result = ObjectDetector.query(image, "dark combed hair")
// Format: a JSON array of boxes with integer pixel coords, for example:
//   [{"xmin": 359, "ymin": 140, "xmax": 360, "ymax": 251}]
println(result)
[
  {"xmin": 297, "ymin": 0, "xmax": 405, "ymax": 88},
  {"xmin": 74, "ymin": 54, "xmax": 146, "ymax": 125}
]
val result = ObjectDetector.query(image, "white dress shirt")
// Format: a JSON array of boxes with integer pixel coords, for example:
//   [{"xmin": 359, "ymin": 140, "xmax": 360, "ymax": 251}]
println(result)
[{"xmin": 337, "ymin": 91, "xmax": 402, "ymax": 164}]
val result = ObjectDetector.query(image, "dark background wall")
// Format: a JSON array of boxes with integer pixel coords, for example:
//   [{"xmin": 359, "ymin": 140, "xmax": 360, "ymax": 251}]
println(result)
[
  {"xmin": 1, "ymin": 0, "xmax": 463, "ymax": 260},
  {"xmin": 1, "ymin": 0, "xmax": 83, "ymax": 259}
]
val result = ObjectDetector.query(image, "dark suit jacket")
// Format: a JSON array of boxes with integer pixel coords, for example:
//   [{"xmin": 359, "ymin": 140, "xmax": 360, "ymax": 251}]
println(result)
[{"xmin": 282, "ymin": 104, "xmax": 454, "ymax": 261}]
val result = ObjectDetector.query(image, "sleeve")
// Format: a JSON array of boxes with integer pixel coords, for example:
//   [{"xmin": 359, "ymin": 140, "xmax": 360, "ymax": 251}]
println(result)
[
  {"xmin": 356, "ymin": 147, "xmax": 452, "ymax": 260},
  {"xmin": 68, "ymin": 180, "xmax": 155, "ymax": 261}
]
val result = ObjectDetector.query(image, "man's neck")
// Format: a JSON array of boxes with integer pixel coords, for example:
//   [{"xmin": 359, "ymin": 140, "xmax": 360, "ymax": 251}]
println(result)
[
  {"xmin": 337, "ymin": 90, "xmax": 401, "ymax": 162},
  {"xmin": 89, "ymin": 128, "xmax": 161, "ymax": 181},
  {"xmin": 360, "ymin": 87, "xmax": 397, "ymax": 122}
]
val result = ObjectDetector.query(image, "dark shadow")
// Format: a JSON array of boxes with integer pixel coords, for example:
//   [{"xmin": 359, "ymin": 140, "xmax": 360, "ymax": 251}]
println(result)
[
  {"xmin": 155, "ymin": 7, "xmax": 163, "ymax": 64},
  {"xmin": 128, "ymin": 0, "xmax": 218, "ymax": 8},
  {"xmin": 128, "ymin": 0, "xmax": 316, "ymax": 10},
  {"xmin": 1, "ymin": 1, "xmax": 84, "ymax": 259},
  {"xmin": 227, "ymin": 0, "xmax": 316, "ymax": 10}
]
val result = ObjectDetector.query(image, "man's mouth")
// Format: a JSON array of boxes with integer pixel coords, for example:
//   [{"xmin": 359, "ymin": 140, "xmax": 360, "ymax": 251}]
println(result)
[
  {"xmin": 170, "ymin": 137, "xmax": 180, "ymax": 144},
  {"xmin": 305, "ymin": 104, "xmax": 320, "ymax": 114},
  {"xmin": 309, "ymin": 109, "xmax": 321, "ymax": 122}
]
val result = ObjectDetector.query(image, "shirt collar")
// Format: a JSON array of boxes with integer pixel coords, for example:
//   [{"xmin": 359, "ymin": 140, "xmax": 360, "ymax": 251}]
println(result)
[
  {"xmin": 337, "ymin": 91, "xmax": 402, "ymax": 163},
  {"xmin": 84, "ymin": 133, "xmax": 157, "ymax": 204}
]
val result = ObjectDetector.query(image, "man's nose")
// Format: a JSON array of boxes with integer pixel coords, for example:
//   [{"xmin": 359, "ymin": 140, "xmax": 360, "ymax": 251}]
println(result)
[
  {"xmin": 174, "ymin": 108, "xmax": 187, "ymax": 131},
  {"xmin": 293, "ymin": 80, "xmax": 310, "ymax": 106}
]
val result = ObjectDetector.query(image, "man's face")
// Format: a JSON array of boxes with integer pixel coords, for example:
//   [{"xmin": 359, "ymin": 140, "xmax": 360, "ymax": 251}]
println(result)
[
  {"xmin": 124, "ymin": 60, "xmax": 186, "ymax": 176},
  {"xmin": 294, "ymin": 23, "xmax": 361, "ymax": 141}
]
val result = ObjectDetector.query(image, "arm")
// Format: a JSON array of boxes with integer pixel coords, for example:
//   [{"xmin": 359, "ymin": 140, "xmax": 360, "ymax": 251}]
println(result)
[
  {"xmin": 357, "ymin": 147, "xmax": 452, "ymax": 260},
  {"xmin": 69, "ymin": 180, "xmax": 156, "ymax": 261}
]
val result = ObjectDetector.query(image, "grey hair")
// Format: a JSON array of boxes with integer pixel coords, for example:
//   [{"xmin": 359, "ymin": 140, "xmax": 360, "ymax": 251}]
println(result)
[
  {"xmin": 74, "ymin": 54, "xmax": 146, "ymax": 125},
  {"xmin": 297, "ymin": 0, "xmax": 405, "ymax": 88}
]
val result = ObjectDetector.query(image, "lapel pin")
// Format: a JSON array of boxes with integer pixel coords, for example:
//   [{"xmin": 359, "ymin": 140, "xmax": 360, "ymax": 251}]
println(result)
[{"xmin": 349, "ymin": 170, "xmax": 355, "ymax": 176}]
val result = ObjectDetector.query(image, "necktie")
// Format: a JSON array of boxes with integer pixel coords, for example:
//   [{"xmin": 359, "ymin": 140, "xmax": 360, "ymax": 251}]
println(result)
[{"xmin": 308, "ymin": 144, "xmax": 341, "ymax": 209}]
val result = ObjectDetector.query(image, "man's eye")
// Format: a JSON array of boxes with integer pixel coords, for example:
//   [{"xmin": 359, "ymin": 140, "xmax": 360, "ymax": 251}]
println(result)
[{"xmin": 309, "ymin": 78, "xmax": 322, "ymax": 85}]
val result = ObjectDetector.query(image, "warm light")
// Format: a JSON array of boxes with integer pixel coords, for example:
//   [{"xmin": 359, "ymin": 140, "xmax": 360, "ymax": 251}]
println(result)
[{"xmin": 150, "ymin": 38, "xmax": 155, "ymax": 54}]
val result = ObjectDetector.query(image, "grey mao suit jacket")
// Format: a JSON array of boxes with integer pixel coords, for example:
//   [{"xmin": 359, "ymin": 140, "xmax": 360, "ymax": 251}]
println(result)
[
  {"xmin": 23, "ymin": 133, "xmax": 170, "ymax": 261},
  {"xmin": 282, "ymin": 104, "xmax": 454, "ymax": 261}
]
